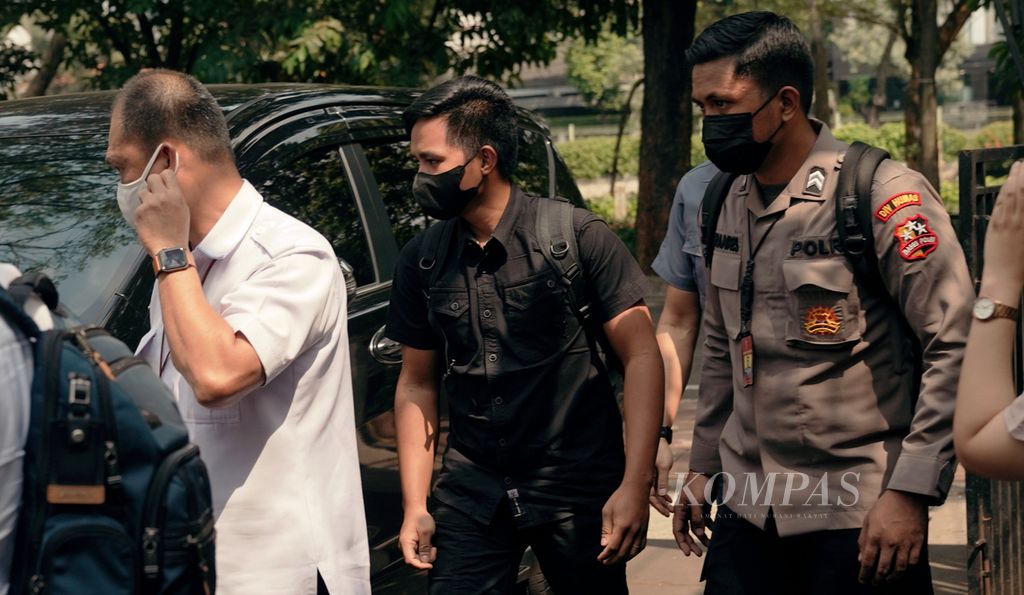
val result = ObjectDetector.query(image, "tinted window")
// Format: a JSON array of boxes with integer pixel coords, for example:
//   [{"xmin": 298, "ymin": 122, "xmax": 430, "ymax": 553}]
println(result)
[
  {"xmin": 513, "ymin": 128, "xmax": 551, "ymax": 198},
  {"xmin": 360, "ymin": 139, "xmax": 429, "ymax": 251},
  {"xmin": 0, "ymin": 133, "xmax": 142, "ymax": 323},
  {"xmin": 253, "ymin": 146, "xmax": 375, "ymax": 286}
]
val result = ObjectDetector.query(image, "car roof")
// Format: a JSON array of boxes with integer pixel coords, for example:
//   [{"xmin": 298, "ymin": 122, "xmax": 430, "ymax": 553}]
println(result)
[{"xmin": 0, "ymin": 83, "xmax": 551, "ymax": 140}]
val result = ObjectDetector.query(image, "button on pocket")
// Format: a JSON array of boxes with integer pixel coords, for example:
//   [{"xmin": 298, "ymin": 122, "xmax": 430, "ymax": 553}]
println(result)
[
  {"xmin": 429, "ymin": 289, "xmax": 474, "ymax": 365},
  {"xmin": 504, "ymin": 274, "xmax": 567, "ymax": 363},
  {"xmin": 710, "ymin": 251, "xmax": 742, "ymax": 339},
  {"xmin": 782, "ymin": 259, "xmax": 863, "ymax": 349}
]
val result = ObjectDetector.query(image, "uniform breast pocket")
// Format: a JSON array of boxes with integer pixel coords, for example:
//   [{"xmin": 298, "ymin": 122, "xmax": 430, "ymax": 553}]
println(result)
[
  {"xmin": 782, "ymin": 258, "xmax": 863, "ymax": 349},
  {"xmin": 504, "ymin": 274, "xmax": 567, "ymax": 363},
  {"xmin": 710, "ymin": 251, "xmax": 742, "ymax": 340},
  {"xmin": 428, "ymin": 288, "xmax": 475, "ymax": 364}
]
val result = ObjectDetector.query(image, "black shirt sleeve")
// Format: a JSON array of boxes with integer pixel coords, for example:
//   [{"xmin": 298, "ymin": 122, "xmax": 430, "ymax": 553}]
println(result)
[
  {"xmin": 384, "ymin": 233, "xmax": 439, "ymax": 350},
  {"xmin": 574, "ymin": 209, "xmax": 649, "ymax": 323}
]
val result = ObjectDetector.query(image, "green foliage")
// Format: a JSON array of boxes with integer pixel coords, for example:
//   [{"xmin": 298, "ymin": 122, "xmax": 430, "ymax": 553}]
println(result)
[
  {"xmin": 833, "ymin": 122, "xmax": 906, "ymax": 161},
  {"xmin": 0, "ymin": 39, "xmax": 34, "ymax": 98},
  {"xmin": 556, "ymin": 135, "xmax": 640, "ymax": 180},
  {"xmin": 584, "ymin": 194, "xmax": 636, "ymax": 251},
  {"xmin": 2, "ymin": 0, "xmax": 641, "ymax": 89},
  {"xmin": 940, "ymin": 180, "xmax": 959, "ymax": 214},
  {"xmin": 565, "ymin": 29, "xmax": 642, "ymax": 110},
  {"xmin": 974, "ymin": 121, "xmax": 1014, "ymax": 149},
  {"xmin": 557, "ymin": 133, "xmax": 706, "ymax": 181},
  {"xmin": 941, "ymin": 126, "xmax": 970, "ymax": 159}
]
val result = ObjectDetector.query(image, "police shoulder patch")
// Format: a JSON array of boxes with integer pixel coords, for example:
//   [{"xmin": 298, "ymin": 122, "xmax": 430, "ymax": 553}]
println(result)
[
  {"xmin": 894, "ymin": 214, "xmax": 938, "ymax": 261},
  {"xmin": 875, "ymin": 192, "xmax": 922, "ymax": 222}
]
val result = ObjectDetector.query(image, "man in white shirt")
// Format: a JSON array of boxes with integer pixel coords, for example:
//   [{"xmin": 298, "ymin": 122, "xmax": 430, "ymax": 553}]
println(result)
[
  {"xmin": 0, "ymin": 265, "xmax": 35, "ymax": 595},
  {"xmin": 105, "ymin": 69, "xmax": 369, "ymax": 595}
]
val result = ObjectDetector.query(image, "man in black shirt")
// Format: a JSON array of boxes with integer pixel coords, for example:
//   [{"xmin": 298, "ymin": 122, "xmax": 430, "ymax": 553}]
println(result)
[{"xmin": 386, "ymin": 76, "xmax": 664, "ymax": 594}]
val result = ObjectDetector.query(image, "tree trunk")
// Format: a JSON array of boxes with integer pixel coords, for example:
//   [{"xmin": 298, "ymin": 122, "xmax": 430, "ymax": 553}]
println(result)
[
  {"xmin": 902, "ymin": 0, "xmax": 975, "ymax": 189},
  {"xmin": 22, "ymin": 32, "xmax": 66, "ymax": 98},
  {"xmin": 809, "ymin": 0, "xmax": 834, "ymax": 128},
  {"xmin": 868, "ymin": 29, "xmax": 898, "ymax": 128},
  {"xmin": 636, "ymin": 0, "xmax": 696, "ymax": 271},
  {"xmin": 904, "ymin": 0, "xmax": 941, "ymax": 188},
  {"xmin": 1015, "ymin": 90, "xmax": 1024, "ymax": 146}
]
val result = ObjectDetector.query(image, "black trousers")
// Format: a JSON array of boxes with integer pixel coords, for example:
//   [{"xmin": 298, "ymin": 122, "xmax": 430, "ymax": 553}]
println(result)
[
  {"xmin": 428, "ymin": 499, "xmax": 628, "ymax": 595},
  {"xmin": 701, "ymin": 505, "xmax": 934, "ymax": 595}
]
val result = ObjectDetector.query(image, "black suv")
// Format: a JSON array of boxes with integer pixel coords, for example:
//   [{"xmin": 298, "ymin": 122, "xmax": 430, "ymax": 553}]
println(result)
[{"xmin": 0, "ymin": 84, "xmax": 583, "ymax": 593}]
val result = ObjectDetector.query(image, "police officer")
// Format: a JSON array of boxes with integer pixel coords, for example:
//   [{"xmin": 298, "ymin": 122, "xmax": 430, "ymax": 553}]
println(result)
[
  {"xmin": 386, "ymin": 76, "xmax": 664, "ymax": 594},
  {"xmin": 671, "ymin": 12, "xmax": 972, "ymax": 594}
]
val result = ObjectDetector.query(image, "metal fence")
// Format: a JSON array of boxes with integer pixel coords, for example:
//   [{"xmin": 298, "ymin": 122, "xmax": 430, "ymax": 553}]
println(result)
[{"xmin": 959, "ymin": 145, "xmax": 1024, "ymax": 595}]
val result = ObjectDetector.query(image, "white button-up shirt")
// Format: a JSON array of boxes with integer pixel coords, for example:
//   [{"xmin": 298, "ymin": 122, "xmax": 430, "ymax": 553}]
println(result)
[
  {"xmin": 137, "ymin": 181, "xmax": 369, "ymax": 595},
  {"xmin": 0, "ymin": 265, "xmax": 35, "ymax": 595}
]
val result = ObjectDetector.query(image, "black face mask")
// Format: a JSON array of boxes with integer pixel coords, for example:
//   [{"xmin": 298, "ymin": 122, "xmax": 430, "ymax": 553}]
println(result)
[
  {"xmin": 412, "ymin": 156, "xmax": 481, "ymax": 220},
  {"xmin": 702, "ymin": 90, "xmax": 784, "ymax": 175}
]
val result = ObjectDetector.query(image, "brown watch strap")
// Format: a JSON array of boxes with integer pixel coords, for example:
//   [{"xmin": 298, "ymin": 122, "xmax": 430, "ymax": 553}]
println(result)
[{"xmin": 992, "ymin": 301, "xmax": 1020, "ymax": 321}]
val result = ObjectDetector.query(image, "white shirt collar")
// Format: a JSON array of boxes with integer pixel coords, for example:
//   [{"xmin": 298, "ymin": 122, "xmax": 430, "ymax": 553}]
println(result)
[{"xmin": 194, "ymin": 180, "xmax": 263, "ymax": 260}]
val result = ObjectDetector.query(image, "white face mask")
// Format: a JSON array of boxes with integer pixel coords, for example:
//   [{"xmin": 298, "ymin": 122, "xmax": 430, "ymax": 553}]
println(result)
[{"xmin": 116, "ymin": 143, "xmax": 180, "ymax": 227}]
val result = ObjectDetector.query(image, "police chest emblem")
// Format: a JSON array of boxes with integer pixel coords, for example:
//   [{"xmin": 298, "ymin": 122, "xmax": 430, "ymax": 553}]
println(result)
[
  {"xmin": 894, "ymin": 214, "xmax": 939, "ymax": 261},
  {"xmin": 803, "ymin": 305, "xmax": 842, "ymax": 336},
  {"xmin": 805, "ymin": 166, "xmax": 826, "ymax": 197}
]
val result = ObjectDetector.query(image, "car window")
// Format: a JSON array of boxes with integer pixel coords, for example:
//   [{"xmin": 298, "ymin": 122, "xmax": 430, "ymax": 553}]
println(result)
[
  {"xmin": 252, "ymin": 146, "xmax": 375, "ymax": 286},
  {"xmin": 513, "ymin": 128, "xmax": 551, "ymax": 198},
  {"xmin": 360, "ymin": 139, "xmax": 429, "ymax": 252},
  {"xmin": 0, "ymin": 133, "xmax": 141, "ymax": 323}
]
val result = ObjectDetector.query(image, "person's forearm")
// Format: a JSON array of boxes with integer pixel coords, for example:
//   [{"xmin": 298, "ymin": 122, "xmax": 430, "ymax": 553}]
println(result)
[
  {"xmin": 158, "ymin": 268, "xmax": 261, "ymax": 403},
  {"xmin": 621, "ymin": 347, "xmax": 665, "ymax": 488},
  {"xmin": 955, "ymin": 277, "xmax": 1020, "ymax": 443},
  {"xmin": 656, "ymin": 319, "xmax": 699, "ymax": 427},
  {"xmin": 395, "ymin": 381, "xmax": 439, "ymax": 512}
]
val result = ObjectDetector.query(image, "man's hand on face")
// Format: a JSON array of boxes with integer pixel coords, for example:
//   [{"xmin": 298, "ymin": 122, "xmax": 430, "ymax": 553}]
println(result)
[
  {"xmin": 136, "ymin": 168, "xmax": 190, "ymax": 255},
  {"xmin": 857, "ymin": 489, "xmax": 928, "ymax": 586}
]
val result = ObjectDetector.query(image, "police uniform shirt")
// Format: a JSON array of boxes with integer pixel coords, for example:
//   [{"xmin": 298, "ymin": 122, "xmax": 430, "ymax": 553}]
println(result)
[
  {"xmin": 691, "ymin": 121, "xmax": 973, "ymax": 536},
  {"xmin": 386, "ymin": 186, "xmax": 648, "ymax": 527}
]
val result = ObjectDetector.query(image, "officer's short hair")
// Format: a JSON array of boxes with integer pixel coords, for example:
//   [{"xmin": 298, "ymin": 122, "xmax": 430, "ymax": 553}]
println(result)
[
  {"xmin": 687, "ymin": 11, "xmax": 814, "ymax": 114},
  {"xmin": 403, "ymin": 76, "xmax": 519, "ymax": 178},
  {"xmin": 114, "ymin": 69, "xmax": 234, "ymax": 164}
]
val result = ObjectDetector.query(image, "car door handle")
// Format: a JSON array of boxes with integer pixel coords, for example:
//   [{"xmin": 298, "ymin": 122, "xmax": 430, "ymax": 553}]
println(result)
[{"xmin": 370, "ymin": 324, "xmax": 403, "ymax": 365}]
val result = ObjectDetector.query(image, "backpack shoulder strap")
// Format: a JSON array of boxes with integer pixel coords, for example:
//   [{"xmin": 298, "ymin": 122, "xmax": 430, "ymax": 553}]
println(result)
[
  {"xmin": 701, "ymin": 171, "xmax": 739, "ymax": 269},
  {"xmin": 417, "ymin": 219, "xmax": 457, "ymax": 297},
  {"xmin": 535, "ymin": 197, "xmax": 591, "ymax": 322},
  {"xmin": 835, "ymin": 141, "xmax": 890, "ymax": 296}
]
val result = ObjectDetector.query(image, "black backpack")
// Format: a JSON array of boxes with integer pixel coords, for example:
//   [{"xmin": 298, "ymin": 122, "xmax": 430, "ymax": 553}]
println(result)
[
  {"xmin": 416, "ymin": 197, "xmax": 621, "ymax": 381},
  {"xmin": 0, "ymin": 274, "xmax": 216, "ymax": 595}
]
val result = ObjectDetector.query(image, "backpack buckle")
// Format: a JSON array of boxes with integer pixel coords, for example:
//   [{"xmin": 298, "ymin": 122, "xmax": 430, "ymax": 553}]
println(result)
[{"xmin": 551, "ymin": 240, "xmax": 569, "ymax": 260}]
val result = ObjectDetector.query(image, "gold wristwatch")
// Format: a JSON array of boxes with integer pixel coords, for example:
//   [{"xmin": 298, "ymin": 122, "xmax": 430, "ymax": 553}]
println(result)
[{"xmin": 973, "ymin": 297, "xmax": 1020, "ymax": 322}]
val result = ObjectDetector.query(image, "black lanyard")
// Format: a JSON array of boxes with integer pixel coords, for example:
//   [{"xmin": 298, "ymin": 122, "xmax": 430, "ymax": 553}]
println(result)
[
  {"xmin": 738, "ymin": 210, "xmax": 782, "ymax": 388},
  {"xmin": 740, "ymin": 212, "xmax": 783, "ymax": 334}
]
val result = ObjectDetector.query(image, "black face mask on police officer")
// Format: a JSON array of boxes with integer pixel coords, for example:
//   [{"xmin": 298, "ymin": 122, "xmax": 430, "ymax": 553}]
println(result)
[
  {"xmin": 412, "ymin": 154, "xmax": 482, "ymax": 220},
  {"xmin": 702, "ymin": 89, "xmax": 784, "ymax": 175}
]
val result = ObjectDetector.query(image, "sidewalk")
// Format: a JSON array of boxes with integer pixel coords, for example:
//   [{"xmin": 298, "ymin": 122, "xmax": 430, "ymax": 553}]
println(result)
[{"xmin": 630, "ymin": 277, "xmax": 968, "ymax": 594}]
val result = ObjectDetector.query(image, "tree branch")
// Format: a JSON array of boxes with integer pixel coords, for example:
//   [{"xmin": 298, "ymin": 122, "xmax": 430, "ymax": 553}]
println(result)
[
  {"xmin": 86, "ymin": 5, "xmax": 135, "ymax": 65},
  {"xmin": 135, "ymin": 11, "xmax": 163, "ymax": 67},
  {"xmin": 938, "ymin": 0, "xmax": 975, "ymax": 53},
  {"xmin": 23, "ymin": 31, "xmax": 66, "ymax": 97}
]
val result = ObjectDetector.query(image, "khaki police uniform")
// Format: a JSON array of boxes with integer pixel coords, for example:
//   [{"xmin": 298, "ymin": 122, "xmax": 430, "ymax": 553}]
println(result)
[{"xmin": 691, "ymin": 121, "xmax": 973, "ymax": 537}]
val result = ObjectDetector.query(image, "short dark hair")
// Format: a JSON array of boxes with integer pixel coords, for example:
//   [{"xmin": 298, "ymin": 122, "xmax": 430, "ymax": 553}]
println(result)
[
  {"xmin": 114, "ymin": 69, "xmax": 234, "ymax": 163},
  {"xmin": 687, "ymin": 11, "xmax": 814, "ymax": 114},
  {"xmin": 403, "ymin": 76, "xmax": 519, "ymax": 178}
]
